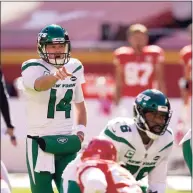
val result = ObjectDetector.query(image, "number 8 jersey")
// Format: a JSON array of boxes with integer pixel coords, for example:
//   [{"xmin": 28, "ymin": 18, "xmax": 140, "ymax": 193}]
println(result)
[
  {"xmin": 114, "ymin": 45, "xmax": 164, "ymax": 97},
  {"xmin": 21, "ymin": 58, "xmax": 85, "ymax": 136}
]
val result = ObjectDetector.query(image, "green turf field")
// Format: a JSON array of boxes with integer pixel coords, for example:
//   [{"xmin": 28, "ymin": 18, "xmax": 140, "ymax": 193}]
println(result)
[{"xmin": 12, "ymin": 188, "xmax": 191, "ymax": 193}]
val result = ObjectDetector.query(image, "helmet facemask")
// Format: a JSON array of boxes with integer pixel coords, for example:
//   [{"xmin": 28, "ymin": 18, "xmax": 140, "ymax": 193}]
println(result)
[
  {"xmin": 133, "ymin": 103, "xmax": 172, "ymax": 140},
  {"xmin": 38, "ymin": 41, "xmax": 70, "ymax": 68}
]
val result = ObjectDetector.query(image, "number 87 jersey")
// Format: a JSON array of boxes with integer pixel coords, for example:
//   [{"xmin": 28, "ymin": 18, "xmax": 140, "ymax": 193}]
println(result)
[
  {"xmin": 113, "ymin": 45, "xmax": 164, "ymax": 97},
  {"xmin": 21, "ymin": 58, "xmax": 85, "ymax": 136}
]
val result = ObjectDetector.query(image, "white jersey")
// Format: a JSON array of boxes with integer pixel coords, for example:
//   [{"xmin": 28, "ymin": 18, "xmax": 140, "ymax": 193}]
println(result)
[
  {"xmin": 100, "ymin": 117, "xmax": 174, "ymax": 193},
  {"xmin": 21, "ymin": 58, "xmax": 85, "ymax": 136}
]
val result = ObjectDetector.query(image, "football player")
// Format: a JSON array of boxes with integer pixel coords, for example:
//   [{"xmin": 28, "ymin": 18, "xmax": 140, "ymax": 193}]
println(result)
[
  {"xmin": 101, "ymin": 89, "xmax": 173, "ymax": 193},
  {"xmin": 0, "ymin": 69, "xmax": 17, "ymax": 146},
  {"xmin": 21, "ymin": 24, "xmax": 87, "ymax": 193},
  {"xmin": 1, "ymin": 161, "xmax": 11, "ymax": 193},
  {"xmin": 179, "ymin": 129, "xmax": 192, "ymax": 175},
  {"xmin": 113, "ymin": 24, "xmax": 166, "ymax": 116},
  {"xmin": 176, "ymin": 34, "xmax": 192, "ymax": 143},
  {"xmin": 1, "ymin": 179, "xmax": 11, "ymax": 193},
  {"xmin": 62, "ymin": 89, "xmax": 173, "ymax": 193},
  {"xmin": 63, "ymin": 137, "xmax": 142, "ymax": 193}
]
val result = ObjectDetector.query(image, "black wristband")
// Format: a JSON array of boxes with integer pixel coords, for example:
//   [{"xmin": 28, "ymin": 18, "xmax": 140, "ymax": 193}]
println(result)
[
  {"xmin": 7, "ymin": 125, "xmax": 14, "ymax": 129},
  {"xmin": 11, "ymin": 135, "xmax": 16, "ymax": 140}
]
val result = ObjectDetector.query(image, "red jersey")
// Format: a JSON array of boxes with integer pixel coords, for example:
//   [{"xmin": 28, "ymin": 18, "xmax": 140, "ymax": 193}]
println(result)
[
  {"xmin": 114, "ymin": 45, "xmax": 164, "ymax": 97},
  {"xmin": 180, "ymin": 45, "xmax": 192, "ymax": 95},
  {"xmin": 77, "ymin": 159, "xmax": 142, "ymax": 193}
]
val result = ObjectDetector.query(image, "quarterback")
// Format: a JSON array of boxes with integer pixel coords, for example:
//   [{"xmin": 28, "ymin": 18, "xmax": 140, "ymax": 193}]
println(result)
[
  {"xmin": 63, "ymin": 89, "xmax": 173, "ymax": 193},
  {"xmin": 113, "ymin": 24, "xmax": 166, "ymax": 116},
  {"xmin": 21, "ymin": 24, "xmax": 87, "ymax": 193}
]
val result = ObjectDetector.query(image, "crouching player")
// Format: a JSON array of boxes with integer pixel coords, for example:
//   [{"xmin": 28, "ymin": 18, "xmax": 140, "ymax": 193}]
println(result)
[{"xmin": 63, "ymin": 137, "xmax": 142, "ymax": 193}]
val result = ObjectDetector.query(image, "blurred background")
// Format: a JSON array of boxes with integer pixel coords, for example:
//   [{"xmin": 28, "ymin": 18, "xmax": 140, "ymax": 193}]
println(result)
[{"xmin": 1, "ymin": 1, "xmax": 192, "ymax": 193}]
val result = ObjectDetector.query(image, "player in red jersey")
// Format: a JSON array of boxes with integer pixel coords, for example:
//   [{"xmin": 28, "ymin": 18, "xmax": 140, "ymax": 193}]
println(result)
[
  {"xmin": 76, "ymin": 137, "xmax": 142, "ymax": 193},
  {"xmin": 179, "ymin": 44, "xmax": 192, "ymax": 106},
  {"xmin": 176, "ymin": 24, "xmax": 192, "ymax": 143},
  {"xmin": 113, "ymin": 24, "xmax": 166, "ymax": 116}
]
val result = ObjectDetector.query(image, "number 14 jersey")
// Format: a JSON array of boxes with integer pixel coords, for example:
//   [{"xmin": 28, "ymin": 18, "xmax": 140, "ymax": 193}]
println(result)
[
  {"xmin": 114, "ymin": 45, "xmax": 164, "ymax": 97},
  {"xmin": 21, "ymin": 58, "xmax": 85, "ymax": 136}
]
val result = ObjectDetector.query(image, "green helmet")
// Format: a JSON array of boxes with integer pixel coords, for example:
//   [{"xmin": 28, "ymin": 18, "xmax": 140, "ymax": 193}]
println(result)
[
  {"xmin": 37, "ymin": 24, "xmax": 71, "ymax": 67},
  {"xmin": 133, "ymin": 89, "xmax": 172, "ymax": 140}
]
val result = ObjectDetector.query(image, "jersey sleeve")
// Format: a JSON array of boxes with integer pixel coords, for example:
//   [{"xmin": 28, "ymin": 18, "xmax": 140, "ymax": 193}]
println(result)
[
  {"xmin": 180, "ymin": 46, "xmax": 189, "ymax": 65},
  {"xmin": 72, "ymin": 59, "xmax": 85, "ymax": 84},
  {"xmin": 80, "ymin": 167, "xmax": 107, "ymax": 193},
  {"xmin": 100, "ymin": 118, "xmax": 134, "ymax": 162},
  {"xmin": 21, "ymin": 61, "xmax": 50, "ymax": 90},
  {"xmin": 147, "ymin": 141, "xmax": 173, "ymax": 193},
  {"xmin": 149, "ymin": 45, "xmax": 165, "ymax": 64}
]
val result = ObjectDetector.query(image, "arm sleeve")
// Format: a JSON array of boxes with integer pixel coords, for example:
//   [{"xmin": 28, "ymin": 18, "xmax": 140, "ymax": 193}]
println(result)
[
  {"xmin": 21, "ymin": 66, "xmax": 46, "ymax": 90},
  {"xmin": 81, "ymin": 167, "xmax": 107, "ymax": 193},
  {"xmin": 147, "ymin": 146, "xmax": 173, "ymax": 193},
  {"xmin": 0, "ymin": 71, "xmax": 14, "ymax": 128},
  {"xmin": 73, "ymin": 60, "xmax": 85, "ymax": 84}
]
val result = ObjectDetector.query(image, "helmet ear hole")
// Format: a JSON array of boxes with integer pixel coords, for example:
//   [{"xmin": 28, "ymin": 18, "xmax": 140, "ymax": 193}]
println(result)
[{"xmin": 151, "ymin": 104, "xmax": 156, "ymax": 108}]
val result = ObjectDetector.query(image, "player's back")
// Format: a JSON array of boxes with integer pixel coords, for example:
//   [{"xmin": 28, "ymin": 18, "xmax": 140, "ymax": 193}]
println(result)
[
  {"xmin": 21, "ymin": 58, "xmax": 84, "ymax": 136},
  {"xmin": 114, "ymin": 45, "xmax": 163, "ymax": 97},
  {"xmin": 77, "ymin": 159, "xmax": 142, "ymax": 193}
]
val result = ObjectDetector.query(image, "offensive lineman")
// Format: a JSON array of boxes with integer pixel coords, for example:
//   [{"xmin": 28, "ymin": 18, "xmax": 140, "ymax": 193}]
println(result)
[
  {"xmin": 21, "ymin": 24, "xmax": 87, "ymax": 193},
  {"xmin": 63, "ymin": 89, "xmax": 173, "ymax": 193},
  {"xmin": 113, "ymin": 24, "xmax": 166, "ymax": 116}
]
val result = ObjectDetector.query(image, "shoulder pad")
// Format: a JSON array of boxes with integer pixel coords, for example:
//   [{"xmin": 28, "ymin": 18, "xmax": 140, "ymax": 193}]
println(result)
[
  {"xmin": 22, "ymin": 59, "xmax": 42, "ymax": 67},
  {"xmin": 180, "ymin": 45, "xmax": 192, "ymax": 57},
  {"xmin": 68, "ymin": 58, "xmax": 84, "ymax": 74},
  {"xmin": 114, "ymin": 47, "xmax": 133, "ymax": 56},
  {"xmin": 21, "ymin": 59, "xmax": 49, "ymax": 72},
  {"xmin": 144, "ymin": 45, "xmax": 163, "ymax": 54},
  {"xmin": 106, "ymin": 117, "xmax": 134, "ymax": 133}
]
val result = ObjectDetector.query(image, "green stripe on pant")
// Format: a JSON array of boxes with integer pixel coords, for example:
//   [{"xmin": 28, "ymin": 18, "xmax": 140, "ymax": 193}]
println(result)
[{"xmin": 182, "ymin": 139, "xmax": 192, "ymax": 175}]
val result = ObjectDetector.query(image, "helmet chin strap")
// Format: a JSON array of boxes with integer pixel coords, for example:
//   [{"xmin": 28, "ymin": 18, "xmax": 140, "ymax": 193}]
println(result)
[
  {"xmin": 134, "ymin": 105, "xmax": 159, "ymax": 140},
  {"xmin": 134, "ymin": 120, "xmax": 159, "ymax": 140}
]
